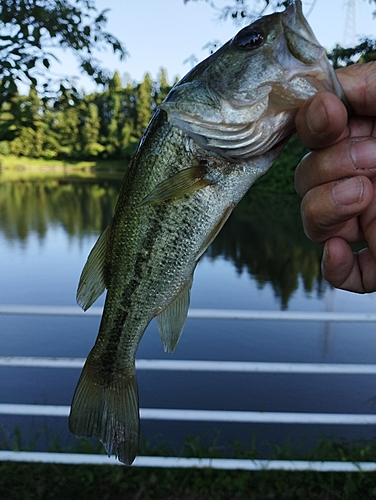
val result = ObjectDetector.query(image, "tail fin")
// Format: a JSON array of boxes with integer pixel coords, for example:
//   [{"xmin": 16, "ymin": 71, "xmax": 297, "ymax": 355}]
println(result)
[{"xmin": 69, "ymin": 360, "xmax": 139, "ymax": 465}]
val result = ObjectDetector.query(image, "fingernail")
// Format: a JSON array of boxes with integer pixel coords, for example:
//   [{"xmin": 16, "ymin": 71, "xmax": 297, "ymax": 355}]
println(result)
[
  {"xmin": 332, "ymin": 177, "xmax": 363, "ymax": 206},
  {"xmin": 306, "ymin": 99, "xmax": 328, "ymax": 134},
  {"xmin": 350, "ymin": 140, "xmax": 376, "ymax": 170}
]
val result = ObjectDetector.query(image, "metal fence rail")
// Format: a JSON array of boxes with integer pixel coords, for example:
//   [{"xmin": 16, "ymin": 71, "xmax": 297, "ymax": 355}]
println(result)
[
  {"xmin": 1, "ymin": 305, "xmax": 376, "ymax": 471},
  {"xmin": 1, "ymin": 304, "xmax": 376, "ymax": 322},
  {"xmin": 2, "ymin": 356, "xmax": 376, "ymax": 374},
  {"xmin": 2, "ymin": 402, "xmax": 376, "ymax": 425}
]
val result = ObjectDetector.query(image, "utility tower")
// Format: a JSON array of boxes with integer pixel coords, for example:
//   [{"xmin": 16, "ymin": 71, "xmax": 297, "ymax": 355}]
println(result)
[{"xmin": 343, "ymin": 0, "xmax": 357, "ymax": 47}]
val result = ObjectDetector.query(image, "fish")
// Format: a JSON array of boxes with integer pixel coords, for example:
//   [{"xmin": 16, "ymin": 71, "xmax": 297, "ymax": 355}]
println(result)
[{"xmin": 69, "ymin": 0, "xmax": 346, "ymax": 465}]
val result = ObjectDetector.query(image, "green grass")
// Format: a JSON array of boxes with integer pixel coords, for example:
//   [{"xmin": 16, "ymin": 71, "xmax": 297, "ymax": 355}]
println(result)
[
  {"xmin": 0, "ymin": 154, "xmax": 126, "ymax": 173},
  {"xmin": 4, "ymin": 461, "xmax": 376, "ymax": 500},
  {"xmin": 2, "ymin": 431, "xmax": 376, "ymax": 499}
]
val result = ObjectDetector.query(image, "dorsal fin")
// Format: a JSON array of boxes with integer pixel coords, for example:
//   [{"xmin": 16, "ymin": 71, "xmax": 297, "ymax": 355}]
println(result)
[
  {"xmin": 157, "ymin": 278, "xmax": 193, "ymax": 353},
  {"xmin": 76, "ymin": 225, "xmax": 110, "ymax": 311}
]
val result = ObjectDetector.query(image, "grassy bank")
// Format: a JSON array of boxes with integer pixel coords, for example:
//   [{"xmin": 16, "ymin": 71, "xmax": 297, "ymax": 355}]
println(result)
[
  {"xmin": 2, "ymin": 435, "xmax": 376, "ymax": 499},
  {"xmin": 0, "ymin": 154, "xmax": 126, "ymax": 173},
  {"xmin": 3, "ymin": 460, "xmax": 376, "ymax": 500}
]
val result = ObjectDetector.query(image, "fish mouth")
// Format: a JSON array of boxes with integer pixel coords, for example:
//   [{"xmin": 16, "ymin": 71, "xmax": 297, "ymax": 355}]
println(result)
[
  {"xmin": 282, "ymin": 0, "xmax": 322, "ymax": 65},
  {"xmin": 281, "ymin": 0, "xmax": 348, "ymax": 106}
]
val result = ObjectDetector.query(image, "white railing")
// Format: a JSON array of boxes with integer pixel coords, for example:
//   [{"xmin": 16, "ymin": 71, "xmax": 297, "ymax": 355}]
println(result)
[
  {"xmin": 1, "ymin": 304, "xmax": 376, "ymax": 322},
  {"xmin": 1, "ymin": 304, "xmax": 376, "ymax": 471},
  {"xmin": 3, "ymin": 356, "xmax": 376, "ymax": 374}
]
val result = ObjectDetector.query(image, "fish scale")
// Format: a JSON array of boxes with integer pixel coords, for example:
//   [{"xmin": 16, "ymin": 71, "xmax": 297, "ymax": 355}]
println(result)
[{"xmin": 69, "ymin": 0, "xmax": 348, "ymax": 465}]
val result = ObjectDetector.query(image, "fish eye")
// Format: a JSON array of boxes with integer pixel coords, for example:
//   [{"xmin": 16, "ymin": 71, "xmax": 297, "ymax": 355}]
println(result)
[{"xmin": 234, "ymin": 29, "xmax": 264, "ymax": 50}]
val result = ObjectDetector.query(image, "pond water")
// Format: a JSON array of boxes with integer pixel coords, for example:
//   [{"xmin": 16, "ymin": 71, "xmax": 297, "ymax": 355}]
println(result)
[{"xmin": 1, "ymin": 170, "xmax": 376, "ymax": 457}]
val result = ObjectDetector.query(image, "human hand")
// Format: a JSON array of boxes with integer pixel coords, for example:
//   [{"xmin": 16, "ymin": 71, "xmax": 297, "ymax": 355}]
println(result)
[{"xmin": 294, "ymin": 62, "xmax": 376, "ymax": 293}]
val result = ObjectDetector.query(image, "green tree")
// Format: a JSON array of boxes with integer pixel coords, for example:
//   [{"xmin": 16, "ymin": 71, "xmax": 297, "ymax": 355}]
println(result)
[
  {"xmin": 80, "ymin": 100, "xmax": 104, "ymax": 157},
  {"xmin": 19, "ymin": 85, "xmax": 40, "ymax": 125},
  {"xmin": 8, "ymin": 86, "xmax": 46, "ymax": 157},
  {"xmin": 135, "ymin": 72, "xmax": 153, "ymax": 137},
  {"xmin": 51, "ymin": 91, "xmax": 81, "ymax": 157},
  {"xmin": 10, "ymin": 127, "xmax": 43, "ymax": 157},
  {"xmin": 120, "ymin": 80, "xmax": 140, "ymax": 160},
  {"xmin": 328, "ymin": 39, "xmax": 376, "ymax": 68},
  {"xmin": 0, "ymin": 90, "xmax": 22, "ymax": 145},
  {"xmin": 106, "ymin": 71, "xmax": 123, "ymax": 156},
  {"xmin": 154, "ymin": 68, "xmax": 171, "ymax": 107},
  {"xmin": 0, "ymin": 0, "xmax": 127, "ymax": 106}
]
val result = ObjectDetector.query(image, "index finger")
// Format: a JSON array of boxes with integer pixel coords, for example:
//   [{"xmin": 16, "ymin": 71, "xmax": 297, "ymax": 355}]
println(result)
[
  {"xmin": 295, "ymin": 62, "xmax": 376, "ymax": 151},
  {"xmin": 337, "ymin": 62, "xmax": 376, "ymax": 117}
]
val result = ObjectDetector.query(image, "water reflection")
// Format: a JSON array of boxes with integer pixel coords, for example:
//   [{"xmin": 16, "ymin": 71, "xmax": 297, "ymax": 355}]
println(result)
[
  {"xmin": 0, "ymin": 173, "xmax": 326, "ymax": 307},
  {"xmin": 209, "ymin": 190, "xmax": 326, "ymax": 307},
  {"xmin": 0, "ymin": 173, "xmax": 122, "ymax": 241}
]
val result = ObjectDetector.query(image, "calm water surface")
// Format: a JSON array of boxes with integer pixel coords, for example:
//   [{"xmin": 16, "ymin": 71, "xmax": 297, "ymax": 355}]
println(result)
[{"xmin": 1, "ymin": 171, "xmax": 376, "ymax": 456}]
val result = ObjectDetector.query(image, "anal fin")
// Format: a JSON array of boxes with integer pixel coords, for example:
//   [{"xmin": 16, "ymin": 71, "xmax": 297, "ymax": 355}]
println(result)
[
  {"xmin": 157, "ymin": 278, "xmax": 192, "ymax": 353},
  {"xmin": 76, "ymin": 225, "xmax": 110, "ymax": 311}
]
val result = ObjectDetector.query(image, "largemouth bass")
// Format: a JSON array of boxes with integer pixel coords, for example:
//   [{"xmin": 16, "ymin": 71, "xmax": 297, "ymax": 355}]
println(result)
[{"xmin": 69, "ymin": 0, "xmax": 346, "ymax": 465}]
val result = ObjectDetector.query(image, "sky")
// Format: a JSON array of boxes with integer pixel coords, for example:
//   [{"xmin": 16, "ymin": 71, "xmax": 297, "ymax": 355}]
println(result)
[{"xmin": 50, "ymin": 0, "xmax": 376, "ymax": 92}]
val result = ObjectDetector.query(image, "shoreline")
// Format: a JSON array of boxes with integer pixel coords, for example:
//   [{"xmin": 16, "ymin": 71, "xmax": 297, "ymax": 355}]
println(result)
[
  {"xmin": 0, "ymin": 155, "xmax": 127, "ymax": 180},
  {"xmin": 0, "ymin": 154, "xmax": 127, "ymax": 173}
]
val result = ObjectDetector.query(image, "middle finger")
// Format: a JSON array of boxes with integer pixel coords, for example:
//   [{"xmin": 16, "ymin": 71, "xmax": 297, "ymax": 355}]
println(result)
[
  {"xmin": 300, "ymin": 176, "xmax": 374, "ymax": 243},
  {"xmin": 295, "ymin": 136, "xmax": 376, "ymax": 197}
]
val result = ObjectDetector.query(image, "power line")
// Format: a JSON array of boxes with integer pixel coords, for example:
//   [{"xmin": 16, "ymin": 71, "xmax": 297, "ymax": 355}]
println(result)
[
  {"xmin": 343, "ymin": 0, "xmax": 357, "ymax": 47},
  {"xmin": 306, "ymin": 0, "xmax": 319, "ymax": 18}
]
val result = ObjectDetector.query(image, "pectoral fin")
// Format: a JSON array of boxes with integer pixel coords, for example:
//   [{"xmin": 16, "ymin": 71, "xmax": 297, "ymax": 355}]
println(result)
[
  {"xmin": 157, "ymin": 278, "xmax": 193, "ymax": 354},
  {"xmin": 76, "ymin": 225, "xmax": 110, "ymax": 311},
  {"xmin": 138, "ymin": 166, "xmax": 212, "ymax": 206}
]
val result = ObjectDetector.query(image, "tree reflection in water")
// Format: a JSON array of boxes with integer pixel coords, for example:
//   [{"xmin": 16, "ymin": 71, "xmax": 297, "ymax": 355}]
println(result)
[{"xmin": 208, "ymin": 189, "xmax": 327, "ymax": 308}]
